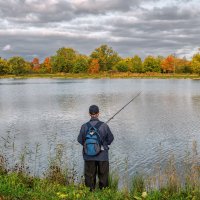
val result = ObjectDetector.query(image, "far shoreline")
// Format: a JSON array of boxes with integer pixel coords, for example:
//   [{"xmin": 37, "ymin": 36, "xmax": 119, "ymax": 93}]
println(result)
[{"xmin": 0, "ymin": 72, "xmax": 200, "ymax": 80}]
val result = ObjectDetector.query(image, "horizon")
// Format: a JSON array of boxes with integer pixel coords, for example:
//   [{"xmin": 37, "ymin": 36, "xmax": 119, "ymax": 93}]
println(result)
[{"xmin": 0, "ymin": 44, "xmax": 196, "ymax": 63}]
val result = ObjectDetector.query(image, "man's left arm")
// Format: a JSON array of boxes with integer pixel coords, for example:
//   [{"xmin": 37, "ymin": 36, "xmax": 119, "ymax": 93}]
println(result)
[{"xmin": 106, "ymin": 125, "xmax": 114, "ymax": 145}]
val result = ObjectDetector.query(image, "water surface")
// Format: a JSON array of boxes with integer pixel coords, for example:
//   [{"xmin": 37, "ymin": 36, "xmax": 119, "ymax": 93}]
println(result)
[{"xmin": 0, "ymin": 78, "xmax": 200, "ymax": 179}]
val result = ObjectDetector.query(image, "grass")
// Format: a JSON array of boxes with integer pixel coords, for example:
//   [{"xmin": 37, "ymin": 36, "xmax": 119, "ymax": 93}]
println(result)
[
  {"xmin": 1, "ymin": 171, "xmax": 200, "ymax": 200},
  {"xmin": 0, "ymin": 72, "xmax": 200, "ymax": 79},
  {"xmin": 1, "ymin": 133, "xmax": 200, "ymax": 199},
  {"xmin": 1, "ymin": 144, "xmax": 200, "ymax": 200}
]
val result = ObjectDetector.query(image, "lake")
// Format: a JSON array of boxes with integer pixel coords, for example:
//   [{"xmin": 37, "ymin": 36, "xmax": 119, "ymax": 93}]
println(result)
[{"xmin": 0, "ymin": 78, "xmax": 200, "ymax": 181}]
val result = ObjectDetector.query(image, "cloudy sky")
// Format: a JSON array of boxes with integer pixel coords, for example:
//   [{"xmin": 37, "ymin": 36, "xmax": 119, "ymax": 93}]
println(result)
[{"xmin": 0, "ymin": 0, "xmax": 200, "ymax": 61}]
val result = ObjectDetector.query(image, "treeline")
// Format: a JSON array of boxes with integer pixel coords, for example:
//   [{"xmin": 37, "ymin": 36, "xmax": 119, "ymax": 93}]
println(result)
[{"xmin": 1, "ymin": 44, "xmax": 200, "ymax": 75}]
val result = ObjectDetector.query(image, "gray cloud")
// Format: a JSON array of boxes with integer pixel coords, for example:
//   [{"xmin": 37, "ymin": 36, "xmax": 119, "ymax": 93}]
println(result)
[
  {"xmin": 143, "ymin": 4, "xmax": 200, "ymax": 21},
  {"xmin": 0, "ymin": 0, "xmax": 200, "ymax": 60},
  {"xmin": 73, "ymin": 0, "xmax": 135, "ymax": 14},
  {"xmin": 0, "ymin": 0, "xmax": 74, "ymax": 24}
]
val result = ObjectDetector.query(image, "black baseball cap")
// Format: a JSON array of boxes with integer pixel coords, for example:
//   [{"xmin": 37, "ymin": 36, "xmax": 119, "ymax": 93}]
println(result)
[{"xmin": 89, "ymin": 105, "xmax": 99, "ymax": 115}]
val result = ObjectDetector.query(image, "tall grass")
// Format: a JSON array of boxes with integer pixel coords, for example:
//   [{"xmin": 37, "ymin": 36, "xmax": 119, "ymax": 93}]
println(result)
[
  {"xmin": 108, "ymin": 171, "xmax": 119, "ymax": 191},
  {"xmin": 1, "ymin": 134, "xmax": 200, "ymax": 199}
]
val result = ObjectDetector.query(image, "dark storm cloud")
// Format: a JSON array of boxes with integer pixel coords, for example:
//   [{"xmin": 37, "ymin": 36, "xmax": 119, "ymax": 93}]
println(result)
[{"xmin": 0, "ymin": 0, "xmax": 200, "ymax": 60}]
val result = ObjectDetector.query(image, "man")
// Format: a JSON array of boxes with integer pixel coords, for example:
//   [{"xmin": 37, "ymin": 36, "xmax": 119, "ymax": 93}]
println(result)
[{"xmin": 77, "ymin": 105, "xmax": 114, "ymax": 190}]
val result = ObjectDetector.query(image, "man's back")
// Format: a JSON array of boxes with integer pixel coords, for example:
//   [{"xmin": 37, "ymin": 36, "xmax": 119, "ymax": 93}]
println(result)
[{"xmin": 77, "ymin": 117, "xmax": 114, "ymax": 161}]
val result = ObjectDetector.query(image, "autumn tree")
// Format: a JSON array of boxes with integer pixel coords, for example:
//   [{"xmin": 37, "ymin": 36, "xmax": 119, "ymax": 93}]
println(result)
[
  {"xmin": 175, "ymin": 57, "xmax": 192, "ymax": 73},
  {"xmin": 161, "ymin": 55, "xmax": 175, "ymax": 73},
  {"xmin": 90, "ymin": 44, "xmax": 121, "ymax": 71},
  {"xmin": 32, "ymin": 57, "xmax": 40, "ymax": 72},
  {"xmin": 44, "ymin": 57, "xmax": 51, "ymax": 72},
  {"xmin": 157, "ymin": 56, "xmax": 165, "ymax": 70},
  {"xmin": 51, "ymin": 47, "xmax": 77, "ymax": 73},
  {"xmin": 73, "ymin": 55, "xmax": 89, "ymax": 73},
  {"xmin": 88, "ymin": 59, "xmax": 100, "ymax": 74},
  {"xmin": 0, "ymin": 58, "xmax": 9, "ymax": 74},
  {"xmin": 130, "ymin": 55, "xmax": 143, "ymax": 73},
  {"xmin": 143, "ymin": 56, "xmax": 161, "ymax": 72},
  {"xmin": 8, "ymin": 56, "xmax": 31, "ymax": 75},
  {"xmin": 191, "ymin": 53, "xmax": 200, "ymax": 74},
  {"xmin": 115, "ymin": 60, "xmax": 129, "ymax": 72},
  {"xmin": 40, "ymin": 57, "xmax": 52, "ymax": 73}
]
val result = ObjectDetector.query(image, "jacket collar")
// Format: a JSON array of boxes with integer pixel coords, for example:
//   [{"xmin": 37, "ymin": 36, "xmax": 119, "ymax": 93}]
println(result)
[{"xmin": 90, "ymin": 117, "xmax": 99, "ymax": 121}]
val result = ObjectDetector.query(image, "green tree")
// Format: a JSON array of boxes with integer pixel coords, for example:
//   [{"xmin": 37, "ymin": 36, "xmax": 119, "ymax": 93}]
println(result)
[
  {"xmin": 73, "ymin": 55, "xmax": 89, "ymax": 73},
  {"xmin": 90, "ymin": 44, "xmax": 121, "ymax": 71},
  {"xmin": 143, "ymin": 56, "xmax": 161, "ymax": 72},
  {"xmin": 191, "ymin": 53, "xmax": 200, "ymax": 74},
  {"xmin": 51, "ymin": 47, "xmax": 77, "ymax": 73},
  {"xmin": 8, "ymin": 57, "xmax": 30, "ymax": 75},
  {"xmin": 0, "ymin": 58, "xmax": 9, "ymax": 75},
  {"xmin": 115, "ymin": 60, "xmax": 129, "ymax": 72},
  {"xmin": 130, "ymin": 55, "xmax": 143, "ymax": 73},
  {"xmin": 156, "ymin": 56, "xmax": 164, "ymax": 72}
]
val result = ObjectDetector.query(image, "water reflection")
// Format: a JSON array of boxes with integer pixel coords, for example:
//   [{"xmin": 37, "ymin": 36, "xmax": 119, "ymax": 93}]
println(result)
[{"xmin": 0, "ymin": 79, "xmax": 83, "ymax": 85}]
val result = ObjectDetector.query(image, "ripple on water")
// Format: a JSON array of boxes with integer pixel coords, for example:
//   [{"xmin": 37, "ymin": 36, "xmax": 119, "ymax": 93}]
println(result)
[{"xmin": 1, "ymin": 79, "xmax": 200, "ymax": 181}]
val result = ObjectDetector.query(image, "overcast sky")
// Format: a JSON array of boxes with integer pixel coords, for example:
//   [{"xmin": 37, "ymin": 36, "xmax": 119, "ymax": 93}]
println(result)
[{"xmin": 0, "ymin": 0, "xmax": 200, "ymax": 61}]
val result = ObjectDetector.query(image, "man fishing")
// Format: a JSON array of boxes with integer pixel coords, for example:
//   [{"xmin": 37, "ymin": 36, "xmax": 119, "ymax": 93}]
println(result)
[
  {"xmin": 77, "ymin": 92, "xmax": 141, "ymax": 190},
  {"xmin": 77, "ymin": 105, "xmax": 114, "ymax": 191}
]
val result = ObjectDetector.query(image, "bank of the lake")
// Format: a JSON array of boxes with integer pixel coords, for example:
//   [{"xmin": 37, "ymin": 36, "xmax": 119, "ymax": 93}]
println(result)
[
  {"xmin": 0, "ymin": 72, "xmax": 200, "ymax": 79},
  {"xmin": 0, "ymin": 170, "xmax": 200, "ymax": 200}
]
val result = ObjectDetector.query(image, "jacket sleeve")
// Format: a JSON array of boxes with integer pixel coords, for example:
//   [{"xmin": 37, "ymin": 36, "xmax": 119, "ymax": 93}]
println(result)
[
  {"xmin": 106, "ymin": 125, "xmax": 114, "ymax": 145},
  {"xmin": 77, "ymin": 124, "xmax": 85, "ymax": 145}
]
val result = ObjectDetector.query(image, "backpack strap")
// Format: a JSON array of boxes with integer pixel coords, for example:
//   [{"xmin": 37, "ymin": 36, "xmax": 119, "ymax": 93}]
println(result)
[
  {"xmin": 94, "ymin": 121, "xmax": 104, "ymax": 130},
  {"xmin": 94, "ymin": 121, "xmax": 104, "ymax": 144},
  {"xmin": 86, "ymin": 121, "xmax": 103, "ymax": 130},
  {"xmin": 86, "ymin": 122, "xmax": 92, "ymax": 130}
]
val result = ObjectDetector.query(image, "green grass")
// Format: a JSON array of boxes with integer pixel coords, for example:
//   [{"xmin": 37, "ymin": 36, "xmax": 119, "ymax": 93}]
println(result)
[
  {"xmin": 1, "ymin": 172, "xmax": 200, "ymax": 200},
  {"xmin": 0, "ymin": 172, "xmax": 126, "ymax": 200},
  {"xmin": 1, "ymin": 135, "xmax": 200, "ymax": 199}
]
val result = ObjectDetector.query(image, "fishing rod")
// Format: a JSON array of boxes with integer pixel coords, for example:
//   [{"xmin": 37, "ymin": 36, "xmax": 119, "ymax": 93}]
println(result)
[{"xmin": 105, "ymin": 91, "xmax": 141, "ymax": 124}]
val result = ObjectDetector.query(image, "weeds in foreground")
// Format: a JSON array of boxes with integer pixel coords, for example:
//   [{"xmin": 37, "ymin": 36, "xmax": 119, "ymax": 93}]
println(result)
[
  {"xmin": 130, "ymin": 174, "xmax": 145, "ymax": 197},
  {"xmin": 108, "ymin": 171, "xmax": 119, "ymax": 191},
  {"xmin": 1, "ymin": 135, "xmax": 200, "ymax": 199}
]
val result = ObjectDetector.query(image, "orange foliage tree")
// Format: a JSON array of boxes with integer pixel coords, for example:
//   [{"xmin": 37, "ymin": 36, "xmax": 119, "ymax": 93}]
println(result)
[
  {"xmin": 88, "ymin": 59, "xmax": 100, "ymax": 74},
  {"xmin": 161, "ymin": 55, "xmax": 175, "ymax": 73},
  {"xmin": 43, "ymin": 57, "xmax": 51, "ymax": 73},
  {"xmin": 32, "ymin": 57, "xmax": 40, "ymax": 72}
]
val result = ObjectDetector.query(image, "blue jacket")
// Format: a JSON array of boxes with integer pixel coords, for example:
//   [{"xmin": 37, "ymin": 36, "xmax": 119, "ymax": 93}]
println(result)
[{"xmin": 77, "ymin": 117, "xmax": 114, "ymax": 161}]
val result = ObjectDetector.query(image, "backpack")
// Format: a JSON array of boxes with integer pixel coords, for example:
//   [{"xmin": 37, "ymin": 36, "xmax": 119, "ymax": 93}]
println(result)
[{"xmin": 83, "ymin": 121, "xmax": 103, "ymax": 156}]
